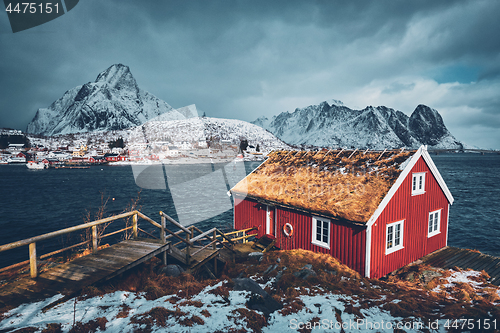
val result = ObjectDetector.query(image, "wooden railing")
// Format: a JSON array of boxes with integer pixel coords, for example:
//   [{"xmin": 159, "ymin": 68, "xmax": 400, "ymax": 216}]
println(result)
[
  {"xmin": 0, "ymin": 210, "xmax": 160, "ymax": 279},
  {"xmin": 0, "ymin": 209, "xmax": 253, "ymax": 280},
  {"xmin": 215, "ymin": 227, "xmax": 258, "ymax": 243},
  {"xmin": 159, "ymin": 211, "xmax": 235, "ymax": 267}
]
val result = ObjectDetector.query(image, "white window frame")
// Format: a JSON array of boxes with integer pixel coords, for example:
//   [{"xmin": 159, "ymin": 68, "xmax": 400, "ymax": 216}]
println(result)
[
  {"xmin": 311, "ymin": 216, "xmax": 330, "ymax": 249},
  {"xmin": 428, "ymin": 209, "xmax": 441, "ymax": 237},
  {"xmin": 411, "ymin": 172, "xmax": 426, "ymax": 195},
  {"xmin": 386, "ymin": 220, "xmax": 404, "ymax": 255}
]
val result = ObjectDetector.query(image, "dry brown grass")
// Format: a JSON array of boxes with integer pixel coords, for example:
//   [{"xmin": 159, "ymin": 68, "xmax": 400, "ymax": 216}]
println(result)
[
  {"xmin": 386, "ymin": 264, "xmax": 500, "ymax": 321},
  {"xmin": 68, "ymin": 317, "xmax": 107, "ymax": 333},
  {"xmin": 130, "ymin": 306, "xmax": 204, "ymax": 330},
  {"xmin": 11, "ymin": 328, "xmax": 38, "ymax": 333},
  {"xmin": 178, "ymin": 300, "xmax": 204, "ymax": 307},
  {"xmin": 76, "ymin": 257, "xmax": 208, "ymax": 301},
  {"xmin": 232, "ymin": 150, "xmax": 413, "ymax": 223},
  {"xmin": 6, "ymin": 248, "xmax": 495, "ymax": 332},
  {"xmin": 297, "ymin": 316, "xmax": 321, "ymax": 333},
  {"xmin": 232, "ymin": 308, "xmax": 267, "ymax": 333},
  {"xmin": 115, "ymin": 304, "xmax": 131, "ymax": 319},
  {"xmin": 178, "ymin": 314, "xmax": 205, "ymax": 327},
  {"xmin": 130, "ymin": 307, "xmax": 183, "ymax": 330},
  {"xmin": 41, "ymin": 323, "xmax": 62, "ymax": 333},
  {"xmin": 222, "ymin": 249, "xmax": 500, "ymax": 325}
]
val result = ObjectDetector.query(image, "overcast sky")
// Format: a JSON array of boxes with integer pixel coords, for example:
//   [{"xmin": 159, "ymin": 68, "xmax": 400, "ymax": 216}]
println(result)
[{"xmin": 1, "ymin": 0, "xmax": 499, "ymax": 149}]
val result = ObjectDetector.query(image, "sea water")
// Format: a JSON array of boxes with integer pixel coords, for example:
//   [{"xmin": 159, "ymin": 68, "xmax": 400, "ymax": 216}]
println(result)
[{"xmin": 0, "ymin": 154, "xmax": 498, "ymax": 269}]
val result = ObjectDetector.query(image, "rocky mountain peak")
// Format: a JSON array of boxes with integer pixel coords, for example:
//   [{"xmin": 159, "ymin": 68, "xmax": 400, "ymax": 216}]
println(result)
[
  {"xmin": 94, "ymin": 64, "xmax": 138, "ymax": 92},
  {"xmin": 252, "ymin": 99, "xmax": 463, "ymax": 149},
  {"xmin": 325, "ymin": 99, "xmax": 344, "ymax": 107},
  {"xmin": 26, "ymin": 64, "xmax": 183, "ymax": 136},
  {"xmin": 409, "ymin": 104, "xmax": 449, "ymax": 146}
]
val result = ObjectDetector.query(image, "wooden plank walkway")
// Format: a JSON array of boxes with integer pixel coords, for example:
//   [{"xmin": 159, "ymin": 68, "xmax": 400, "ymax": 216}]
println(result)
[
  {"xmin": 0, "ymin": 238, "xmax": 170, "ymax": 310},
  {"xmin": 420, "ymin": 246, "xmax": 500, "ymax": 286}
]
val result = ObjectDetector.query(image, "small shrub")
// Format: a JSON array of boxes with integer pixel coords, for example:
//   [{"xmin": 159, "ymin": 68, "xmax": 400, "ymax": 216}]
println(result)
[
  {"xmin": 41, "ymin": 323, "xmax": 63, "ymax": 333},
  {"xmin": 201, "ymin": 309, "xmax": 211, "ymax": 317},
  {"xmin": 68, "ymin": 317, "xmax": 107, "ymax": 333},
  {"xmin": 232, "ymin": 308, "xmax": 267, "ymax": 333},
  {"xmin": 115, "ymin": 304, "xmax": 131, "ymax": 319},
  {"xmin": 179, "ymin": 315, "xmax": 205, "ymax": 326}
]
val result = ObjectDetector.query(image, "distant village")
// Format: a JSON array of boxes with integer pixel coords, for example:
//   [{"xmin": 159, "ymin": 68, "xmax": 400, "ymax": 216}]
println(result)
[{"xmin": 0, "ymin": 128, "xmax": 264, "ymax": 167}]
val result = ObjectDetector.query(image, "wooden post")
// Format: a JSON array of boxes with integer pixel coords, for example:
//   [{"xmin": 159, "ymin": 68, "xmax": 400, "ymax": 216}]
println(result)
[
  {"xmin": 132, "ymin": 213, "xmax": 138, "ymax": 239},
  {"xmin": 29, "ymin": 242, "xmax": 37, "ymax": 278},
  {"xmin": 213, "ymin": 230, "xmax": 217, "ymax": 250},
  {"xmin": 186, "ymin": 232, "xmax": 191, "ymax": 266},
  {"xmin": 162, "ymin": 251, "xmax": 167, "ymax": 266},
  {"xmin": 92, "ymin": 225, "xmax": 97, "ymax": 254},
  {"xmin": 161, "ymin": 215, "xmax": 166, "ymax": 244},
  {"xmin": 243, "ymin": 230, "xmax": 246, "ymax": 243}
]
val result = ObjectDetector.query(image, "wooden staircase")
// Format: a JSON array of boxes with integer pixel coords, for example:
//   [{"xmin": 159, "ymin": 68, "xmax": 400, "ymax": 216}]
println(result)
[
  {"xmin": 252, "ymin": 234, "xmax": 277, "ymax": 253},
  {"xmin": 159, "ymin": 212, "xmax": 237, "ymax": 277}
]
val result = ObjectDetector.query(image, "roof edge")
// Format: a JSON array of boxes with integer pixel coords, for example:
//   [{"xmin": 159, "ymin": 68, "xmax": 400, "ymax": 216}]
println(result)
[
  {"xmin": 232, "ymin": 192, "xmax": 368, "ymax": 227},
  {"xmin": 228, "ymin": 152, "xmax": 276, "ymax": 194},
  {"xmin": 421, "ymin": 148, "xmax": 455, "ymax": 205},
  {"xmin": 366, "ymin": 146, "xmax": 424, "ymax": 227},
  {"xmin": 366, "ymin": 145, "xmax": 454, "ymax": 228}
]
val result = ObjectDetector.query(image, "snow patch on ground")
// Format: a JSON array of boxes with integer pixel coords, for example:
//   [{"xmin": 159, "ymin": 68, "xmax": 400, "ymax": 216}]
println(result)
[
  {"xmin": 0, "ymin": 281, "xmax": 449, "ymax": 333},
  {"xmin": 432, "ymin": 269, "xmax": 482, "ymax": 293}
]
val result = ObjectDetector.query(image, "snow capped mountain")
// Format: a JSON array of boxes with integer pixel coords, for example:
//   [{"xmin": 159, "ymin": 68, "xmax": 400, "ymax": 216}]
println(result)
[
  {"xmin": 24, "ymin": 64, "xmax": 462, "ymax": 150},
  {"xmin": 252, "ymin": 100, "xmax": 463, "ymax": 149},
  {"xmin": 41, "ymin": 114, "xmax": 290, "ymax": 152},
  {"xmin": 26, "ymin": 64, "xmax": 187, "ymax": 136},
  {"xmin": 127, "ymin": 116, "xmax": 290, "ymax": 151}
]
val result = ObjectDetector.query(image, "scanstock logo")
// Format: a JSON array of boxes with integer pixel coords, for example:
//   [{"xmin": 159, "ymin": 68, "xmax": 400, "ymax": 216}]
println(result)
[{"xmin": 3, "ymin": 0, "xmax": 79, "ymax": 33}]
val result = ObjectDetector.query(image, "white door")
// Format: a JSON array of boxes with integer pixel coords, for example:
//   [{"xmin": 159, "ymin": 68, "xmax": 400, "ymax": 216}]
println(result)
[{"xmin": 266, "ymin": 206, "xmax": 276, "ymax": 236}]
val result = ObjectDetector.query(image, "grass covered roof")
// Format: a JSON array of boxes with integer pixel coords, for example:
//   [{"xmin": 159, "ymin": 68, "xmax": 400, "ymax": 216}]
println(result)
[{"xmin": 231, "ymin": 149, "xmax": 414, "ymax": 223}]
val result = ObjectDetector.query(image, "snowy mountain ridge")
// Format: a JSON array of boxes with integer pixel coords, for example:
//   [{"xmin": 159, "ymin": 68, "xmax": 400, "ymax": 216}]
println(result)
[
  {"xmin": 34, "ymin": 111, "xmax": 291, "ymax": 152},
  {"xmin": 26, "ymin": 64, "xmax": 188, "ymax": 136},
  {"xmin": 252, "ymin": 100, "xmax": 464, "ymax": 149},
  {"xmin": 129, "ymin": 116, "xmax": 289, "ymax": 150}
]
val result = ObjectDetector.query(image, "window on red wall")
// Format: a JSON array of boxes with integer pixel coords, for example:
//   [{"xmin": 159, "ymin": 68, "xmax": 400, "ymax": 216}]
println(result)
[
  {"xmin": 312, "ymin": 216, "xmax": 330, "ymax": 249},
  {"xmin": 412, "ymin": 172, "xmax": 426, "ymax": 195},
  {"xmin": 386, "ymin": 220, "xmax": 404, "ymax": 254},
  {"xmin": 428, "ymin": 209, "xmax": 441, "ymax": 237}
]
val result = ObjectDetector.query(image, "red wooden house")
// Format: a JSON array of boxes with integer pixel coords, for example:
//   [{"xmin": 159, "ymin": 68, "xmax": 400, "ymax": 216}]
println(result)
[
  {"xmin": 230, "ymin": 146, "xmax": 454, "ymax": 279},
  {"xmin": 104, "ymin": 153, "xmax": 120, "ymax": 162}
]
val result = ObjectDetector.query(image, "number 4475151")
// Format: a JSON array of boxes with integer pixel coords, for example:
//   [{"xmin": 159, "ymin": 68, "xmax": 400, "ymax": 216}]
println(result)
[
  {"xmin": 444, "ymin": 319, "xmax": 496, "ymax": 330},
  {"xmin": 5, "ymin": 3, "xmax": 59, "ymax": 14}
]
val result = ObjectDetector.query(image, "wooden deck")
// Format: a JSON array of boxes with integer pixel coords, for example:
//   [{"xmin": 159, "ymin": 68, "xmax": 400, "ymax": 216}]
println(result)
[
  {"xmin": 0, "ymin": 238, "xmax": 170, "ymax": 309},
  {"xmin": 420, "ymin": 246, "xmax": 500, "ymax": 286},
  {"xmin": 0, "ymin": 209, "xmax": 255, "ymax": 311}
]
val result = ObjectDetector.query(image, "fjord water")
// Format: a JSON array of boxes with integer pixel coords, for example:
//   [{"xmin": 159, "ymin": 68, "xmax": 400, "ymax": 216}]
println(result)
[{"xmin": 0, "ymin": 155, "xmax": 499, "ymax": 269}]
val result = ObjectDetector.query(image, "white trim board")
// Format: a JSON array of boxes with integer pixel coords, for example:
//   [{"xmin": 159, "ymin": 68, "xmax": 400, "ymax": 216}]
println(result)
[
  {"xmin": 365, "ymin": 225, "xmax": 372, "ymax": 278},
  {"xmin": 366, "ymin": 145, "xmax": 454, "ymax": 228},
  {"xmin": 420, "ymin": 148, "xmax": 454, "ymax": 205}
]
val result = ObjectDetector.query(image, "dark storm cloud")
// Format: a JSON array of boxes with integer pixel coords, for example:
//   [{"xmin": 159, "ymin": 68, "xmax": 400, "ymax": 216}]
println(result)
[{"xmin": 0, "ymin": 0, "xmax": 499, "ymax": 147}]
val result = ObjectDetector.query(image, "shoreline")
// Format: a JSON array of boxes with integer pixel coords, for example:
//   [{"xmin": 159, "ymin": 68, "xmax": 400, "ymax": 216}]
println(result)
[{"xmin": 108, "ymin": 157, "xmax": 259, "ymax": 166}]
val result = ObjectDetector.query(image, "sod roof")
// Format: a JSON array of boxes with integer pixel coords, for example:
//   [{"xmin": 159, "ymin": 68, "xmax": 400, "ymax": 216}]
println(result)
[{"xmin": 231, "ymin": 149, "xmax": 414, "ymax": 224}]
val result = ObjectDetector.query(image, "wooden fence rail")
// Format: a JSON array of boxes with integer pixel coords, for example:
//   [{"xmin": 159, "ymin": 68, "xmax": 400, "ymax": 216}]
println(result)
[
  {"xmin": 0, "ymin": 210, "xmax": 161, "ymax": 279},
  {"xmin": 215, "ymin": 227, "xmax": 258, "ymax": 243},
  {"xmin": 1, "ymin": 209, "xmax": 254, "ymax": 281}
]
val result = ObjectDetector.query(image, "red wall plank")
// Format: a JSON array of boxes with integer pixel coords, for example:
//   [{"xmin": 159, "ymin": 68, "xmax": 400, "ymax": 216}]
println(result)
[
  {"xmin": 369, "ymin": 157, "xmax": 449, "ymax": 279},
  {"xmin": 234, "ymin": 196, "xmax": 366, "ymax": 276},
  {"xmin": 234, "ymin": 196, "xmax": 266, "ymax": 237}
]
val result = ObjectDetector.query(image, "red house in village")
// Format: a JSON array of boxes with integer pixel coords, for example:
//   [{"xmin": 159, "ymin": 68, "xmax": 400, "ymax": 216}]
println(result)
[{"xmin": 230, "ymin": 145, "xmax": 454, "ymax": 279}]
